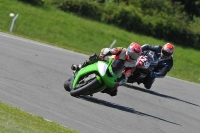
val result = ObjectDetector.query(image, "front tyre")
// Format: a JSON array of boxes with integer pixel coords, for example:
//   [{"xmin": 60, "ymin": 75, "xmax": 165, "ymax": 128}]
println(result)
[
  {"xmin": 64, "ymin": 77, "xmax": 73, "ymax": 92},
  {"xmin": 70, "ymin": 78, "xmax": 101, "ymax": 97}
]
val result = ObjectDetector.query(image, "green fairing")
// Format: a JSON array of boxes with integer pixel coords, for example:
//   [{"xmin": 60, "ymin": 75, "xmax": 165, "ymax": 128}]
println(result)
[
  {"xmin": 72, "ymin": 58, "xmax": 122, "ymax": 91},
  {"xmin": 102, "ymin": 65, "xmax": 121, "ymax": 88},
  {"xmin": 72, "ymin": 63, "xmax": 99, "ymax": 88}
]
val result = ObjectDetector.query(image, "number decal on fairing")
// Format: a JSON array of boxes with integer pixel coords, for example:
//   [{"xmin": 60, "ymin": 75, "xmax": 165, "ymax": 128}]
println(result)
[
  {"xmin": 137, "ymin": 56, "xmax": 150, "ymax": 68},
  {"xmin": 144, "ymin": 61, "xmax": 150, "ymax": 68}
]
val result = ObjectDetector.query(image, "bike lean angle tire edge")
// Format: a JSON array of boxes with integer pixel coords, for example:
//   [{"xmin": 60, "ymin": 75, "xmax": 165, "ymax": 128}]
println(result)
[
  {"xmin": 64, "ymin": 77, "xmax": 72, "ymax": 92},
  {"xmin": 70, "ymin": 77, "xmax": 102, "ymax": 97}
]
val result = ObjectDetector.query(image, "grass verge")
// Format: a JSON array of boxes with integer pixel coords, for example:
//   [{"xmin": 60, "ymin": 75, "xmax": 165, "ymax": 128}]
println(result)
[{"xmin": 0, "ymin": 102, "xmax": 79, "ymax": 133}]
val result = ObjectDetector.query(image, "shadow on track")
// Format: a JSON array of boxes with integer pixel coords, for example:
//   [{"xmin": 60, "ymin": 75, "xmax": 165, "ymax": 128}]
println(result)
[
  {"xmin": 79, "ymin": 95, "xmax": 180, "ymax": 126},
  {"xmin": 123, "ymin": 83, "xmax": 200, "ymax": 107}
]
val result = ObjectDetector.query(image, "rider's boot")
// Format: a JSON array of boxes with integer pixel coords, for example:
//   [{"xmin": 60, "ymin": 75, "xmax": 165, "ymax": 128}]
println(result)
[
  {"xmin": 143, "ymin": 77, "xmax": 155, "ymax": 89},
  {"xmin": 101, "ymin": 84, "xmax": 118, "ymax": 96},
  {"xmin": 109, "ymin": 88, "xmax": 118, "ymax": 96},
  {"xmin": 71, "ymin": 53, "xmax": 99, "ymax": 71}
]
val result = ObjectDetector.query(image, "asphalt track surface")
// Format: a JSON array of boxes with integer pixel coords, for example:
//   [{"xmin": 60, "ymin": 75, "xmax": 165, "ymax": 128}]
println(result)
[{"xmin": 0, "ymin": 32, "xmax": 200, "ymax": 133}]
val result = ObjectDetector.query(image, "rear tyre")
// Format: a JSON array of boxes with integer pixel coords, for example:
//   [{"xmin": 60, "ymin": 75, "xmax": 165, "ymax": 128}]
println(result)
[{"xmin": 70, "ymin": 78, "xmax": 101, "ymax": 97}]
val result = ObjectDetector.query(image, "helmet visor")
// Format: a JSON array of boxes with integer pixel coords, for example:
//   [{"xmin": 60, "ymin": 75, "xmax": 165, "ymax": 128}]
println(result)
[
  {"xmin": 162, "ymin": 49, "xmax": 172, "ymax": 57},
  {"xmin": 127, "ymin": 47, "xmax": 140, "ymax": 60}
]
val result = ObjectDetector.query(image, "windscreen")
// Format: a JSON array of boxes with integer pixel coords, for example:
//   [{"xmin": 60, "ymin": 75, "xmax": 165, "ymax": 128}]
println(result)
[{"xmin": 111, "ymin": 60, "xmax": 125, "ymax": 75}]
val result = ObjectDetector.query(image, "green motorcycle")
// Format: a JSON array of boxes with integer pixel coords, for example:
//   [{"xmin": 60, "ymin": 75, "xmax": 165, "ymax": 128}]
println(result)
[{"xmin": 64, "ymin": 54, "xmax": 124, "ymax": 97}]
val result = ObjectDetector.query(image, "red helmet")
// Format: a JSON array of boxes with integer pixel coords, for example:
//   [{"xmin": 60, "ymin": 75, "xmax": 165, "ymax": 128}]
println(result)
[
  {"xmin": 126, "ymin": 42, "xmax": 142, "ymax": 61},
  {"xmin": 161, "ymin": 43, "xmax": 174, "ymax": 58}
]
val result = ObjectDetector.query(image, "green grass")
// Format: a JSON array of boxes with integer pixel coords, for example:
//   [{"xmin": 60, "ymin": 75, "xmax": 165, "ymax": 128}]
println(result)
[
  {"xmin": 1, "ymin": 0, "xmax": 199, "ymax": 84},
  {"xmin": 0, "ymin": 102, "xmax": 79, "ymax": 133},
  {"xmin": 0, "ymin": 0, "xmax": 200, "ymax": 132}
]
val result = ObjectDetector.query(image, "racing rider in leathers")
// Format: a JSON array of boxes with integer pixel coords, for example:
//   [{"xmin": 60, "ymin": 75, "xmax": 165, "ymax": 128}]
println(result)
[
  {"xmin": 71, "ymin": 42, "xmax": 142, "ymax": 96},
  {"xmin": 141, "ymin": 43, "xmax": 174, "ymax": 89}
]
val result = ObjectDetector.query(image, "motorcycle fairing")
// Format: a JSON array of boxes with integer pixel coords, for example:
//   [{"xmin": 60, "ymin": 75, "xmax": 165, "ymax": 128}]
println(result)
[
  {"xmin": 72, "ymin": 63, "xmax": 99, "ymax": 88},
  {"xmin": 72, "ymin": 59, "xmax": 121, "ymax": 89},
  {"xmin": 97, "ymin": 61, "xmax": 108, "ymax": 76}
]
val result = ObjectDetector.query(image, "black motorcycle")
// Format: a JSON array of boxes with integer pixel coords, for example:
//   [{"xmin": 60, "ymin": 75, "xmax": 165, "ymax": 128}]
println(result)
[{"xmin": 127, "ymin": 50, "xmax": 158, "ymax": 85}]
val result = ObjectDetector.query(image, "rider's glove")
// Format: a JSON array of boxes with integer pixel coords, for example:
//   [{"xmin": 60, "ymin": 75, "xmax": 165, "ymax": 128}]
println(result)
[
  {"xmin": 89, "ymin": 53, "xmax": 99, "ymax": 63},
  {"xmin": 99, "ymin": 54, "xmax": 105, "ymax": 60}
]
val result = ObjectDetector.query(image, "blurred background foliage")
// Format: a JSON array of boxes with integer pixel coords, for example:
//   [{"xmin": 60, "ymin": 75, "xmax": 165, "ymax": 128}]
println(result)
[{"xmin": 18, "ymin": 0, "xmax": 200, "ymax": 49}]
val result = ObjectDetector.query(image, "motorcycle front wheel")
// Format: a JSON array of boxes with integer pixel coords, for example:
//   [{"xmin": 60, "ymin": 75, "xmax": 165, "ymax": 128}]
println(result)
[
  {"xmin": 64, "ymin": 77, "xmax": 74, "ymax": 92},
  {"xmin": 70, "ymin": 77, "xmax": 101, "ymax": 97}
]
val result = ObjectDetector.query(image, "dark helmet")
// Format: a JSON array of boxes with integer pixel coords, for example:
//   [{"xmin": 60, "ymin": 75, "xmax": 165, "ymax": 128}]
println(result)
[{"xmin": 111, "ymin": 59, "xmax": 125, "ymax": 75}]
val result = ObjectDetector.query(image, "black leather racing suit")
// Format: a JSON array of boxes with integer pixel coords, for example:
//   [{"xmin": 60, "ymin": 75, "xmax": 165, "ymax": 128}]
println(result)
[{"xmin": 142, "ymin": 44, "xmax": 173, "ymax": 89}]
